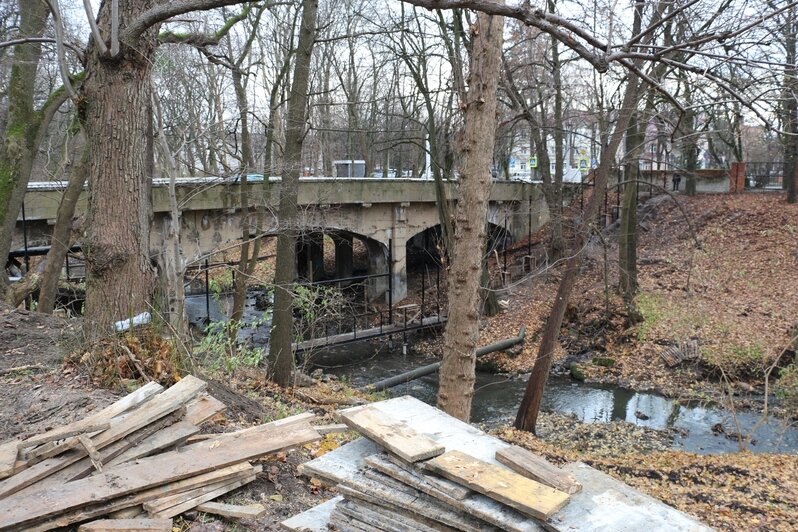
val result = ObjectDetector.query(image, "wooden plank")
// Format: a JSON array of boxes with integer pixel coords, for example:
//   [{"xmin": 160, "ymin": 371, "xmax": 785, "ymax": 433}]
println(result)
[
  {"xmin": 302, "ymin": 439, "xmax": 541, "ymax": 532},
  {"xmin": 20, "ymin": 423, "xmax": 110, "ymax": 464},
  {"xmin": 106, "ymin": 507, "xmax": 146, "ymax": 520},
  {"xmin": 337, "ymin": 483, "xmax": 472, "ymax": 532},
  {"xmin": 20, "ymin": 382, "xmax": 163, "ymax": 450},
  {"xmin": 495, "ymin": 446, "xmax": 582, "ymax": 495},
  {"xmin": 383, "ymin": 453, "xmax": 471, "ymax": 500},
  {"xmin": 104, "ymin": 394, "xmax": 226, "ymax": 467},
  {"xmin": 26, "ymin": 408, "xmax": 188, "ymax": 490},
  {"xmin": 338, "ymin": 405, "xmax": 444, "ymax": 463},
  {"xmin": 313, "ymin": 423, "xmax": 350, "ymax": 435},
  {"xmin": 0, "ymin": 377, "xmax": 204, "ymax": 498},
  {"xmin": 77, "ymin": 435, "xmax": 103, "ymax": 473},
  {"xmin": 364, "ymin": 455, "xmax": 460, "ymax": 506},
  {"xmin": 280, "ymin": 496, "xmax": 342, "ymax": 532},
  {"xmin": 104, "ymin": 421, "xmax": 197, "ymax": 468},
  {"xmin": 142, "ymin": 467, "xmax": 255, "ymax": 513},
  {"xmin": 304, "ymin": 397, "xmax": 711, "ymax": 531},
  {"xmin": 183, "ymin": 394, "xmax": 226, "ymax": 425},
  {"xmin": 77, "ymin": 518, "xmax": 172, "ymax": 531},
  {"xmin": 86, "ymin": 376, "xmax": 206, "ymax": 452},
  {"xmin": 337, "ymin": 471, "xmax": 487, "ymax": 532},
  {"xmin": 19, "ymin": 424, "xmax": 111, "ymax": 450},
  {"xmin": 25, "ymin": 463, "xmax": 254, "ymax": 532},
  {"xmin": 8, "ymin": 383, "xmax": 163, "ymax": 474},
  {"xmin": 195, "ymin": 502, "xmax": 267, "ymax": 520},
  {"xmin": 336, "ymin": 495, "xmax": 450, "ymax": 532},
  {"xmin": 329, "ymin": 510, "xmax": 378, "ymax": 532},
  {"xmin": 0, "ymin": 415, "xmax": 319, "ymax": 530},
  {"xmin": 0, "ymin": 440, "xmax": 19, "ymax": 480},
  {"xmin": 148, "ymin": 473, "xmax": 258, "ymax": 518},
  {"xmin": 424, "ymin": 450, "xmax": 570, "ymax": 521}
]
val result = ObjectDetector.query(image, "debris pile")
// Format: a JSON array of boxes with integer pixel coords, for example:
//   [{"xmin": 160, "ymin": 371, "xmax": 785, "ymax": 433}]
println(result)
[
  {"xmin": 0, "ymin": 375, "xmax": 320, "ymax": 531},
  {"xmin": 284, "ymin": 396, "xmax": 712, "ymax": 532}
]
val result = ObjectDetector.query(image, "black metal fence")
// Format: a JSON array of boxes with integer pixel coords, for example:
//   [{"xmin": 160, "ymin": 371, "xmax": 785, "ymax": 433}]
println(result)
[
  {"xmin": 745, "ymin": 161, "xmax": 785, "ymax": 189},
  {"xmin": 186, "ymin": 238, "xmax": 446, "ymax": 351}
]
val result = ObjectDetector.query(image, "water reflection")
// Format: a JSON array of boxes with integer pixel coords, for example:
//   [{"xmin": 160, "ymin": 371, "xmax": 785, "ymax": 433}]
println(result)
[{"xmin": 330, "ymin": 349, "xmax": 798, "ymax": 455}]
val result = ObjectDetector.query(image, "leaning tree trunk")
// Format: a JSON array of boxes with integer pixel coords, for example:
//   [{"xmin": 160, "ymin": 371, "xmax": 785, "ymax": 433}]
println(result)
[
  {"xmin": 548, "ymin": 16, "xmax": 566, "ymax": 259},
  {"xmin": 0, "ymin": 0, "xmax": 55, "ymax": 296},
  {"xmin": 437, "ymin": 6, "xmax": 504, "ymax": 422},
  {"xmin": 37, "ymin": 147, "xmax": 88, "ymax": 314},
  {"xmin": 268, "ymin": 0, "xmax": 318, "ymax": 387},
  {"xmin": 80, "ymin": 2, "xmax": 159, "ymax": 338},
  {"xmin": 514, "ymin": 74, "xmax": 642, "ymax": 433}
]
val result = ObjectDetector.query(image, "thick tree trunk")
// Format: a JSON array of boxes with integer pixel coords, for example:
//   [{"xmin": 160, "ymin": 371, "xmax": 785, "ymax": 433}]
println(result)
[
  {"xmin": 80, "ymin": 1, "xmax": 159, "ymax": 338},
  {"xmin": 268, "ymin": 0, "xmax": 318, "ymax": 387},
  {"xmin": 437, "ymin": 6, "xmax": 504, "ymax": 421},
  {"xmin": 514, "ymin": 74, "xmax": 641, "ymax": 433},
  {"xmin": 0, "ymin": 1, "xmax": 51, "ymax": 295},
  {"xmin": 37, "ymin": 147, "xmax": 88, "ymax": 314}
]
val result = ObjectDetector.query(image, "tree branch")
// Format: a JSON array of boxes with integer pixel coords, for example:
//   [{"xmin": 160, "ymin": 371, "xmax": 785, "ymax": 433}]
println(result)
[
  {"xmin": 42, "ymin": 0, "xmax": 77, "ymax": 101},
  {"xmin": 123, "ymin": 0, "xmax": 288, "ymax": 45},
  {"xmin": 82, "ymin": 0, "xmax": 109, "ymax": 55},
  {"xmin": 0, "ymin": 37, "xmax": 84, "ymax": 60}
]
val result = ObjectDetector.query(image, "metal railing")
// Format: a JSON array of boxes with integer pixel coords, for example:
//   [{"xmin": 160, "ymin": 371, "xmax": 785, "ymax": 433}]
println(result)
[{"xmin": 745, "ymin": 161, "xmax": 785, "ymax": 189}]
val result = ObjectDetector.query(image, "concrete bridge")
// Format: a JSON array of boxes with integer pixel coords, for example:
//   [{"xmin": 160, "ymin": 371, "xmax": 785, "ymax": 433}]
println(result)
[{"xmin": 16, "ymin": 178, "xmax": 548, "ymax": 302}]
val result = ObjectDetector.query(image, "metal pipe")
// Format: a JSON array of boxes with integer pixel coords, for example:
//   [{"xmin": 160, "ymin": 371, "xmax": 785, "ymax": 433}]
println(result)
[
  {"xmin": 21, "ymin": 202, "xmax": 30, "ymax": 272},
  {"xmin": 436, "ymin": 263, "xmax": 440, "ymax": 317},
  {"xmin": 360, "ymin": 325, "xmax": 526, "ymax": 392},
  {"xmin": 503, "ymin": 214, "xmax": 508, "ymax": 281},
  {"xmin": 388, "ymin": 237, "xmax": 393, "ymax": 325},
  {"xmin": 527, "ymin": 195, "xmax": 532, "ymax": 272},
  {"xmin": 421, "ymin": 266, "xmax": 426, "ymax": 316},
  {"xmin": 308, "ymin": 272, "xmax": 388, "ymax": 286},
  {"xmin": 204, "ymin": 258, "xmax": 210, "ymax": 324}
]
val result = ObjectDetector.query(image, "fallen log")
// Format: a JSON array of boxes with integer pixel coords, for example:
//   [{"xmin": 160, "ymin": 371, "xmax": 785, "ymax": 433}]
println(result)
[{"xmin": 360, "ymin": 325, "xmax": 525, "ymax": 392}]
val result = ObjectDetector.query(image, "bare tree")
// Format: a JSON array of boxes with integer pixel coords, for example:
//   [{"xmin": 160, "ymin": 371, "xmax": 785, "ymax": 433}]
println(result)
[
  {"xmin": 269, "ymin": 0, "xmax": 319, "ymax": 387},
  {"xmin": 437, "ymin": 4, "xmax": 504, "ymax": 421}
]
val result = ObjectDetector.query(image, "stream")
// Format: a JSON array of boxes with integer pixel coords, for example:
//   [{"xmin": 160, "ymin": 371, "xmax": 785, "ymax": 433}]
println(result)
[
  {"xmin": 186, "ymin": 294, "xmax": 798, "ymax": 455},
  {"xmin": 319, "ymin": 341, "xmax": 798, "ymax": 455}
]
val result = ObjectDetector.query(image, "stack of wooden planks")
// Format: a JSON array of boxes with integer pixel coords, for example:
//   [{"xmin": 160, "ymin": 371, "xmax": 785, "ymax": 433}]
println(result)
[
  {"xmin": 283, "ymin": 396, "xmax": 714, "ymax": 532},
  {"xmin": 0, "ymin": 375, "xmax": 321, "ymax": 531}
]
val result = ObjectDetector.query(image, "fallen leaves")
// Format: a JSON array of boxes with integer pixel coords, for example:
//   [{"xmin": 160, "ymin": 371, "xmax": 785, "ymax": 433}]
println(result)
[{"xmin": 498, "ymin": 425, "xmax": 798, "ymax": 531}]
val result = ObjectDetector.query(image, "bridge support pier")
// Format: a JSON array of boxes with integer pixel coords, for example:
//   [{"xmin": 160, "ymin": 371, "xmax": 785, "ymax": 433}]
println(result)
[
  {"xmin": 297, "ymin": 233, "xmax": 324, "ymax": 281},
  {"xmin": 332, "ymin": 233, "xmax": 353, "ymax": 280},
  {"xmin": 389, "ymin": 236, "xmax": 407, "ymax": 304},
  {"xmin": 365, "ymin": 240, "xmax": 388, "ymax": 302}
]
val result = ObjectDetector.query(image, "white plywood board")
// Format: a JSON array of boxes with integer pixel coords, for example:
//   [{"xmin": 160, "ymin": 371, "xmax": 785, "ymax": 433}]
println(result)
[{"xmin": 280, "ymin": 496, "xmax": 343, "ymax": 532}]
